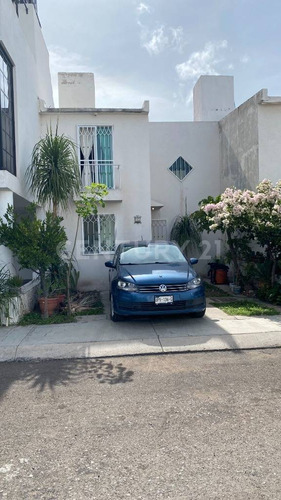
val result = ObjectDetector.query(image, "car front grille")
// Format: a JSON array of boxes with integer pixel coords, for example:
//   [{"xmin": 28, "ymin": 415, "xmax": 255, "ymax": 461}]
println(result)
[
  {"xmin": 119, "ymin": 297, "xmax": 204, "ymax": 312},
  {"xmin": 138, "ymin": 283, "xmax": 188, "ymax": 293},
  {"xmin": 120, "ymin": 301, "xmax": 187, "ymax": 311}
]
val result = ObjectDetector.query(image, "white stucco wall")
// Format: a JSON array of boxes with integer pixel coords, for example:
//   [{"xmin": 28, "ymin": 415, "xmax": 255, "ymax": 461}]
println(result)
[
  {"xmin": 149, "ymin": 121, "xmax": 221, "ymax": 275},
  {"xmin": 58, "ymin": 73, "xmax": 95, "ymax": 108},
  {"xmin": 258, "ymin": 103, "xmax": 281, "ymax": 183},
  {"xmin": 193, "ymin": 75, "xmax": 235, "ymax": 122},
  {"xmin": 40, "ymin": 109, "xmax": 151, "ymax": 290},
  {"xmin": 0, "ymin": 0, "xmax": 54, "ymax": 278},
  {"xmin": 149, "ymin": 121, "xmax": 220, "ymax": 225},
  {"xmin": 0, "ymin": 0, "xmax": 53, "ymax": 200}
]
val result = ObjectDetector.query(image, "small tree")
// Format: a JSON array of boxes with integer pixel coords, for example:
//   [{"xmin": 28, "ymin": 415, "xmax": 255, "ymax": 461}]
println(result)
[
  {"xmin": 249, "ymin": 180, "xmax": 281, "ymax": 285},
  {"xmin": 195, "ymin": 189, "xmax": 254, "ymax": 284},
  {"xmin": 0, "ymin": 204, "xmax": 67, "ymax": 317},
  {"xmin": 26, "ymin": 126, "xmax": 81, "ymax": 216},
  {"xmin": 195, "ymin": 180, "xmax": 281, "ymax": 286},
  {"xmin": 64, "ymin": 183, "xmax": 109, "ymax": 316}
]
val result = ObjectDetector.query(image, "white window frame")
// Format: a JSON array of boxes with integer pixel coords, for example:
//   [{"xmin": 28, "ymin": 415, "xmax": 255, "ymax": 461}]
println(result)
[
  {"xmin": 168, "ymin": 156, "xmax": 195, "ymax": 182},
  {"xmin": 82, "ymin": 213, "xmax": 116, "ymax": 255},
  {"xmin": 77, "ymin": 124, "xmax": 115, "ymax": 189}
]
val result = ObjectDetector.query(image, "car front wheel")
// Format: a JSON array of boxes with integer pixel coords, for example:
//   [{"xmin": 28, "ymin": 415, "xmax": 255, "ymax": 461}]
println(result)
[{"xmin": 110, "ymin": 294, "xmax": 122, "ymax": 322}]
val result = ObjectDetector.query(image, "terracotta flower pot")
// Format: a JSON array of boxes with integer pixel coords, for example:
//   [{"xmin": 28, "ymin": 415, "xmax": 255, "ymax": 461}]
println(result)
[
  {"xmin": 215, "ymin": 268, "xmax": 228, "ymax": 284},
  {"xmin": 57, "ymin": 294, "xmax": 66, "ymax": 305},
  {"xmin": 38, "ymin": 297, "xmax": 59, "ymax": 316}
]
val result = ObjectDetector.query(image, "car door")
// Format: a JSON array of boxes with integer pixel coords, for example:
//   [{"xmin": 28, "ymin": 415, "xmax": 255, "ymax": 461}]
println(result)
[{"xmin": 108, "ymin": 246, "xmax": 120, "ymax": 291}]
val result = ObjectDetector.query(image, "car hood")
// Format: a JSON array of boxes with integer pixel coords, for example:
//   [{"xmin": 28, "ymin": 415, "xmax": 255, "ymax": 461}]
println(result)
[{"xmin": 120, "ymin": 263, "xmax": 197, "ymax": 285}]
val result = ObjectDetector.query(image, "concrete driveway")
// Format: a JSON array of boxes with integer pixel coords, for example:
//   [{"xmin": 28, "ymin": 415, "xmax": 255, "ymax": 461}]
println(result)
[{"xmin": 1, "ymin": 296, "xmax": 281, "ymax": 361}]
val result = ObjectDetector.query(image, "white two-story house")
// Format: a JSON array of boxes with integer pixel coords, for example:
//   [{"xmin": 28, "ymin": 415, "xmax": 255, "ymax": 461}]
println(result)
[{"xmin": 1, "ymin": 0, "xmax": 281, "ymax": 290}]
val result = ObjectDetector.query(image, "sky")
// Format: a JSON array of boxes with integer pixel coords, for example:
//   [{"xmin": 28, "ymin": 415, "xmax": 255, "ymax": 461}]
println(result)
[{"xmin": 37, "ymin": 0, "xmax": 281, "ymax": 121}]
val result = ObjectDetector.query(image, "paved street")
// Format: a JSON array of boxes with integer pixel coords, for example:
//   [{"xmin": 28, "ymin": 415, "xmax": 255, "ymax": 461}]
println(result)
[{"xmin": 1, "ymin": 349, "xmax": 281, "ymax": 499}]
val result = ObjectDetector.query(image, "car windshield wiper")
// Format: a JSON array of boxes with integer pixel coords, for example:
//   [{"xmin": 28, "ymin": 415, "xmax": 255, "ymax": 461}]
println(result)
[{"xmin": 121, "ymin": 262, "xmax": 139, "ymax": 265}]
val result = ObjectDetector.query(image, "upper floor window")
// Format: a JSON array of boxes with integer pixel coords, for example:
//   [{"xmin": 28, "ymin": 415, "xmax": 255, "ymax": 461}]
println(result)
[
  {"xmin": 79, "ymin": 126, "xmax": 114, "ymax": 188},
  {"xmin": 0, "ymin": 46, "xmax": 16, "ymax": 175}
]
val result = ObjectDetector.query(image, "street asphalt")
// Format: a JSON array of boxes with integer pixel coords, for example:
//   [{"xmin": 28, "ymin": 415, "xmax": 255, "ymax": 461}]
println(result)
[
  {"xmin": 1, "ymin": 349, "xmax": 281, "ymax": 499},
  {"xmin": 1, "ymin": 298, "xmax": 281, "ymax": 361}
]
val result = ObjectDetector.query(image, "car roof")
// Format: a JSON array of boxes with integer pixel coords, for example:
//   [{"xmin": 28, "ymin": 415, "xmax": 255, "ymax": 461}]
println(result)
[{"xmin": 118, "ymin": 241, "xmax": 177, "ymax": 248}]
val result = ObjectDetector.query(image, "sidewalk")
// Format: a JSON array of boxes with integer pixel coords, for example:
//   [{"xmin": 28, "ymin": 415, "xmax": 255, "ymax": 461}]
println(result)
[{"xmin": 1, "ymin": 298, "xmax": 281, "ymax": 362}]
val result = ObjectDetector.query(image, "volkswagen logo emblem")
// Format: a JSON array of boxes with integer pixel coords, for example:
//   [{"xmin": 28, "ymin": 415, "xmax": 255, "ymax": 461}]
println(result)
[{"xmin": 159, "ymin": 284, "xmax": 167, "ymax": 293}]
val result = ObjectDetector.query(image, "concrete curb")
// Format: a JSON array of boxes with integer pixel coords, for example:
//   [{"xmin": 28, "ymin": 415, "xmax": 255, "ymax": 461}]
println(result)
[{"xmin": 1, "ymin": 306, "xmax": 281, "ymax": 362}]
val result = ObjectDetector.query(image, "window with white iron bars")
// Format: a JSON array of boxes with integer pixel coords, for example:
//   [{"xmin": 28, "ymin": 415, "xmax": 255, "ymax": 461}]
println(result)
[
  {"xmin": 83, "ymin": 214, "xmax": 115, "ymax": 254},
  {"xmin": 79, "ymin": 126, "xmax": 114, "ymax": 188}
]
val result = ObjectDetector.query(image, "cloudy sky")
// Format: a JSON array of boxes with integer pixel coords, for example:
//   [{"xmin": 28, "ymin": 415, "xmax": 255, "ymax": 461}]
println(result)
[{"xmin": 38, "ymin": 0, "xmax": 281, "ymax": 121}]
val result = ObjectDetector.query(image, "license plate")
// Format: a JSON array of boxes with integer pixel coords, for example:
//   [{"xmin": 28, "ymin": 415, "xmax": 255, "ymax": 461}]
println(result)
[{"xmin": 155, "ymin": 295, "xmax": 174, "ymax": 305}]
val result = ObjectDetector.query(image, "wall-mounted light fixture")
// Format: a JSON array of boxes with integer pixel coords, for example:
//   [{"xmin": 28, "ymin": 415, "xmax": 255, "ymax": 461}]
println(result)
[{"xmin": 134, "ymin": 215, "xmax": 142, "ymax": 224}]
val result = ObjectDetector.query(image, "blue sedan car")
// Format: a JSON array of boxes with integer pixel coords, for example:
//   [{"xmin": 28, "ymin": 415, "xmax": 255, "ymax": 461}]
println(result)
[{"xmin": 105, "ymin": 241, "xmax": 206, "ymax": 321}]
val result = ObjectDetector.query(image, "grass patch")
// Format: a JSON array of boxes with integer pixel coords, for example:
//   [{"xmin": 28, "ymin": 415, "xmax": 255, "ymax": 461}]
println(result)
[
  {"xmin": 18, "ymin": 312, "xmax": 77, "ymax": 326},
  {"xmin": 204, "ymin": 281, "xmax": 231, "ymax": 297},
  {"xmin": 210, "ymin": 300, "xmax": 279, "ymax": 316}
]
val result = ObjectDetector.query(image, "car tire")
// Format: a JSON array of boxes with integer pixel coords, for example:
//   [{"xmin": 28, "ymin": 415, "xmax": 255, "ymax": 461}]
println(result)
[
  {"xmin": 110, "ymin": 294, "xmax": 122, "ymax": 322},
  {"xmin": 190, "ymin": 309, "xmax": 206, "ymax": 318}
]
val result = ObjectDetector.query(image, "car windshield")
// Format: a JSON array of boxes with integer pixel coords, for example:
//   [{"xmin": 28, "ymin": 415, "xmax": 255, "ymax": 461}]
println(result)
[{"xmin": 119, "ymin": 244, "xmax": 187, "ymax": 265}]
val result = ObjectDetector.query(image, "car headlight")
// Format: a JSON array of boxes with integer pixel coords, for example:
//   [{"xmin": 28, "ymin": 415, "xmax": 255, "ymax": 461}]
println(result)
[
  {"xmin": 117, "ymin": 280, "xmax": 138, "ymax": 292},
  {"xmin": 187, "ymin": 277, "xmax": 202, "ymax": 289}
]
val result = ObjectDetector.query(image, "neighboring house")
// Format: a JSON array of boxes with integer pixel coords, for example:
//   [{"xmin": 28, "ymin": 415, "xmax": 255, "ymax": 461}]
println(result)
[
  {"xmin": 1, "ymin": 0, "xmax": 281, "ymax": 289},
  {"xmin": 0, "ymin": 0, "xmax": 53, "ymax": 278}
]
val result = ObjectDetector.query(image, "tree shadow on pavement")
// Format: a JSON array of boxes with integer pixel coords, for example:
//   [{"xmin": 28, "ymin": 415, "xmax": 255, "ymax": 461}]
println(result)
[{"xmin": 0, "ymin": 358, "xmax": 134, "ymax": 401}]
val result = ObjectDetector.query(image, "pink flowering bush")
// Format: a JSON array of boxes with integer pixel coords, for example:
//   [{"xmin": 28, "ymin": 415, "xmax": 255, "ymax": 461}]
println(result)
[{"xmin": 196, "ymin": 180, "xmax": 281, "ymax": 286}]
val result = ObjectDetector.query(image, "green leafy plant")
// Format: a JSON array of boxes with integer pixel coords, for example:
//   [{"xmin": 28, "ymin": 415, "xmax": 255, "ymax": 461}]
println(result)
[
  {"xmin": 63, "ymin": 183, "xmax": 108, "ymax": 315},
  {"xmin": 256, "ymin": 283, "xmax": 281, "ymax": 305},
  {"xmin": 0, "ymin": 204, "xmax": 67, "ymax": 318},
  {"xmin": 195, "ymin": 180, "xmax": 281, "ymax": 287},
  {"xmin": 18, "ymin": 311, "xmax": 76, "ymax": 326},
  {"xmin": 170, "ymin": 214, "xmax": 201, "ymax": 256},
  {"xmin": 0, "ymin": 265, "xmax": 20, "ymax": 324},
  {"xmin": 6, "ymin": 275, "xmax": 23, "ymax": 288},
  {"xmin": 26, "ymin": 125, "xmax": 81, "ymax": 216}
]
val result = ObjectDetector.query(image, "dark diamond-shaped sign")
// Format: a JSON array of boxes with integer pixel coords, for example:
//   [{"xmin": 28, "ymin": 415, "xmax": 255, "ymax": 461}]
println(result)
[{"xmin": 169, "ymin": 156, "xmax": 193, "ymax": 180}]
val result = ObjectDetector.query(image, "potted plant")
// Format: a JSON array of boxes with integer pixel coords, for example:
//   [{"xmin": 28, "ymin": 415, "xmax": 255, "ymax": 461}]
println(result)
[{"xmin": 0, "ymin": 204, "xmax": 67, "ymax": 318}]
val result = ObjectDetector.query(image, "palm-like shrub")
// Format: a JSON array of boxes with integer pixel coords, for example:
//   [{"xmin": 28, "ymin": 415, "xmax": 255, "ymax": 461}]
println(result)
[
  {"xmin": 26, "ymin": 126, "xmax": 81, "ymax": 215},
  {"xmin": 170, "ymin": 215, "xmax": 201, "ymax": 256}
]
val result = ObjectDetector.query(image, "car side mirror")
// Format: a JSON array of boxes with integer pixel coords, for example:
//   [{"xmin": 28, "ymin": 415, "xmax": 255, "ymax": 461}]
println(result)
[
  {"xmin": 190, "ymin": 258, "xmax": 198, "ymax": 266},
  {"xmin": 105, "ymin": 261, "xmax": 115, "ymax": 269}
]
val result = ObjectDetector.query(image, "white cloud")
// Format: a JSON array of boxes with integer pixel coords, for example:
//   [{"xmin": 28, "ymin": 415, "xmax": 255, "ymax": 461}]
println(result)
[
  {"xmin": 48, "ymin": 45, "xmax": 150, "ymax": 110},
  {"xmin": 142, "ymin": 25, "xmax": 187, "ymax": 55},
  {"xmin": 176, "ymin": 40, "xmax": 228, "ymax": 80},
  {"xmin": 137, "ymin": 2, "xmax": 151, "ymax": 14},
  {"xmin": 241, "ymin": 55, "xmax": 249, "ymax": 64},
  {"xmin": 95, "ymin": 74, "xmax": 148, "ymax": 108},
  {"xmin": 169, "ymin": 26, "xmax": 186, "ymax": 53},
  {"xmin": 143, "ymin": 26, "xmax": 169, "ymax": 55}
]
